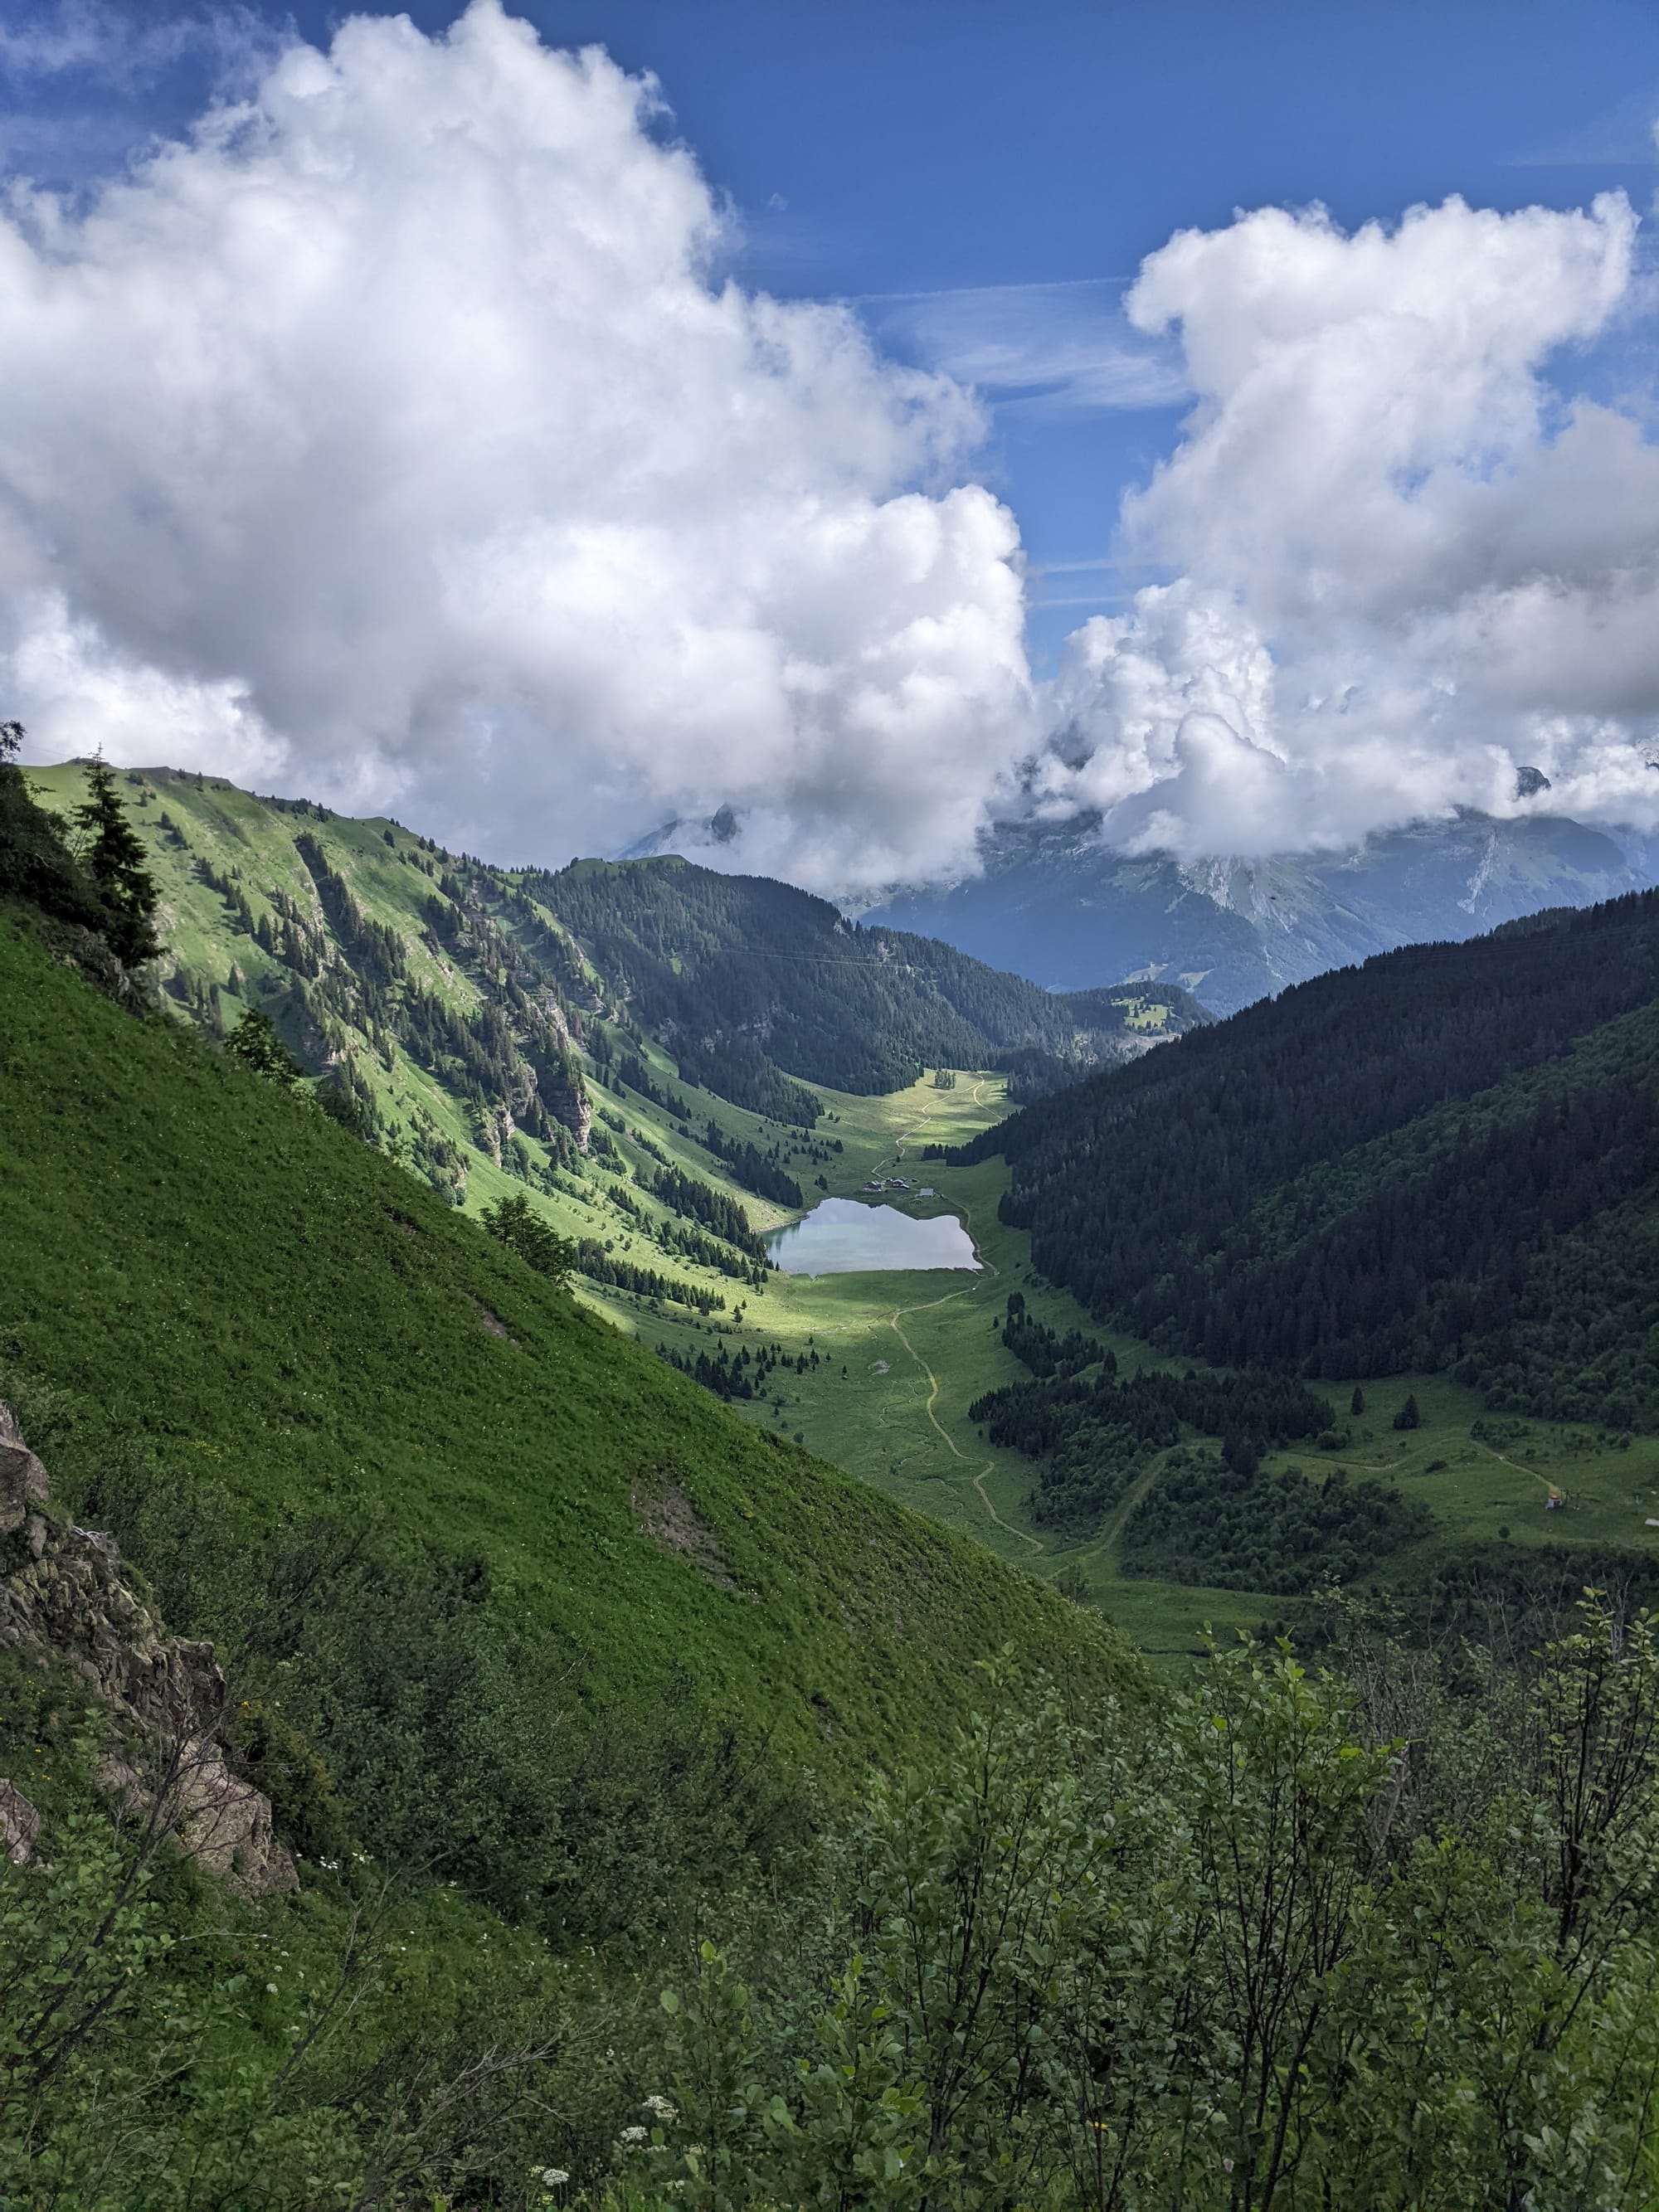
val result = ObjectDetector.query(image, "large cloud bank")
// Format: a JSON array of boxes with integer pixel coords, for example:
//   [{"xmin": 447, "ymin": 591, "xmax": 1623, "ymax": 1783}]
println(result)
[
  {"xmin": 0, "ymin": 0, "xmax": 1032, "ymax": 888},
  {"xmin": 3, "ymin": 2, "xmax": 1657, "ymax": 884},
  {"xmin": 1042, "ymin": 191, "xmax": 1659, "ymax": 858}
]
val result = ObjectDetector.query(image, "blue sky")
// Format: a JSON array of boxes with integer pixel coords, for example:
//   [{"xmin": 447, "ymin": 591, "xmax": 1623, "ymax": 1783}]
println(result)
[
  {"xmin": 1, "ymin": 1, "xmax": 1657, "ymax": 882},
  {"xmin": 10, "ymin": 0, "xmax": 1657, "ymax": 663}
]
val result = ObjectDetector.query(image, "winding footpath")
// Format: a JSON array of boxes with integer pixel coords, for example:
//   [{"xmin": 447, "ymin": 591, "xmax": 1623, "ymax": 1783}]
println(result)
[{"xmin": 859, "ymin": 1074, "xmax": 1050, "ymax": 1554}]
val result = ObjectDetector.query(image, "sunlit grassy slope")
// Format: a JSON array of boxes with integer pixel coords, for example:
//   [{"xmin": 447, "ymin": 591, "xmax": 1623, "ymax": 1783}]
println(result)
[{"xmin": 0, "ymin": 912, "xmax": 1127, "ymax": 1764}]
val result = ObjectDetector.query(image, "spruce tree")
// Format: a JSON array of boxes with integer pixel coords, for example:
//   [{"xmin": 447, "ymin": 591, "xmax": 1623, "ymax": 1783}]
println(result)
[
  {"xmin": 1350, "ymin": 1385, "xmax": 1365, "ymax": 1417},
  {"xmin": 73, "ymin": 757, "xmax": 159, "ymax": 966},
  {"xmin": 1392, "ymin": 1393, "xmax": 1421, "ymax": 1432}
]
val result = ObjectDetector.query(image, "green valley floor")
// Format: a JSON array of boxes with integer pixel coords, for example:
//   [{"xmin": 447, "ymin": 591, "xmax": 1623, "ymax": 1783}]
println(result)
[{"xmin": 589, "ymin": 1071, "xmax": 1659, "ymax": 1657}]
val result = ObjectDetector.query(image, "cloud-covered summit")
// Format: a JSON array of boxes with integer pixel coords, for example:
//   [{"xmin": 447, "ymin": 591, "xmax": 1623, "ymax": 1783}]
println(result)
[
  {"xmin": 1038, "ymin": 191, "xmax": 1659, "ymax": 860},
  {"xmin": 1, "ymin": 2, "xmax": 1657, "ymax": 888},
  {"xmin": 0, "ymin": 0, "xmax": 1033, "ymax": 890}
]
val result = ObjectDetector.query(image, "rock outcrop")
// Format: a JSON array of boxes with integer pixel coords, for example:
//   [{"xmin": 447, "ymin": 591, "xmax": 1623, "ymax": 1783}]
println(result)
[{"xmin": 0, "ymin": 1403, "xmax": 295, "ymax": 1895}]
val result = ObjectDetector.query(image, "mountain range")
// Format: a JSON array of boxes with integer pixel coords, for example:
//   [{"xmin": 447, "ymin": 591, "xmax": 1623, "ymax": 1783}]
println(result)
[
  {"xmin": 955, "ymin": 886, "xmax": 1657, "ymax": 1428},
  {"xmin": 20, "ymin": 762, "xmax": 1206, "ymax": 1194},
  {"xmin": 859, "ymin": 806, "xmax": 1653, "ymax": 1015}
]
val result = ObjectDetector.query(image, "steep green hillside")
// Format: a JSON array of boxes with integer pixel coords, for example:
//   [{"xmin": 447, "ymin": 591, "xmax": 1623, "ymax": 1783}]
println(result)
[
  {"xmin": 956, "ymin": 892, "xmax": 1658, "ymax": 1427},
  {"xmin": 0, "ymin": 907, "xmax": 1122, "ymax": 1772},
  {"xmin": 22, "ymin": 762, "xmax": 1182, "ymax": 1331}
]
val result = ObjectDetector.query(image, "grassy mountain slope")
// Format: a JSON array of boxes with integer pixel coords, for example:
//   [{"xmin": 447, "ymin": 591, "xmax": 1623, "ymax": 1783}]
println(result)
[
  {"xmin": 30, "ymin": 765, "xmax": 1647, "ymax": 1650},
  {"xmin": 22, "ymin": 764, "xmax": 1180, "ymax": 1325},
  {"xmin": 864, "ymin": 808, "xmax": 1647, "ymax": 1012},
  {"xmin": 956, "ymin": 891, "xmax": 1658, "ymax": 1427},
  {"xmin": 0, "ymin": 908, "xmax": 1122, "ymax": 1771}
]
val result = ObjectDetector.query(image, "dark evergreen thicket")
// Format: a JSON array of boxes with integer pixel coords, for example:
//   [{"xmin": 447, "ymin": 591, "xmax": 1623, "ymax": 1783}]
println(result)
[
  {"xmin": 1117, "ymin": 1448, "xmax": 1431, "ymax": 1593},
  {"xmin": 969, "ymin": 1363, "xmax": 1333, "ymax": 1532},
  {"xmin": 954, "ymin": 892, "xmax": 1658, "ymax": 1424},
  {"xmin": 656, "ymin": 1335, "xmax": 820, "ymax": 1403},
  {"xmin": 637, "ymin": 1161, "xmax": 766, "ymax": 1260},
  {"xmin": 0, "ymin": 733, "xmax": 160, "ymax": 972},
  {"xmin": 699, "ymin": 1118, "xmax": 805, "ymax": 1208},
  {"xmin": 999, "ymin": 1290, "xmax": 1102, "ymax": 1380},
  {"xmin": 574, "ymin": 1238, "xmax": 727, "ymax": 1312}
]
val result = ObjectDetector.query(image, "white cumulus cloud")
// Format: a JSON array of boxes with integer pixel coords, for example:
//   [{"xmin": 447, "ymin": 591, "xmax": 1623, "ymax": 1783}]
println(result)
[
  {"xmin": 0, "ymin": 0, "xmax": 1034, "ymax": 890},
  {"xmin": 1044, "ymin": 190, "xmax": 1659, "ymax": 858}
]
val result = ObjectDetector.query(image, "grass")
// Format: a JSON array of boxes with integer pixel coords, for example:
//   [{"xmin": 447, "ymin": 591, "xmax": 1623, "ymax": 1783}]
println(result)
[{"xmin": 0, "ymin": 910, "xmax": 1129, "ymax": 1773}]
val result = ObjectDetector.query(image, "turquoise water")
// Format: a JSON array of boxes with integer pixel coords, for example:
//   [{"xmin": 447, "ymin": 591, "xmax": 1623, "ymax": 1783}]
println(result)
[{"xmin": 766, "ymin": 1197, "xmax": 981, "ymax": 1277}]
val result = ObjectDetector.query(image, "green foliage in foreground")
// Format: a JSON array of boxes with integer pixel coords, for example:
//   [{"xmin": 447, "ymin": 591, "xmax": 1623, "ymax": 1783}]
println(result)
[
  {"xmin": 224, "ymin": 1002, "xmax": 304, "ymax": 1087},
  {"xmin": 635, "ymin": 1609, "xmax": 1659, "ymax": 2212},
  {"xmin": 483, "ymin": 1189, "xmax": 578, "ymax": 1286},
  {"xmin": 13, "ymin": 1607, "xmax": 1655, "ymax": 2208}
]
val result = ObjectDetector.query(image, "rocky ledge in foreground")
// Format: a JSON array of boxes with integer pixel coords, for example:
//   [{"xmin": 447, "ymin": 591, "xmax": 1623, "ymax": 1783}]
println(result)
[{"xmin": 0, "ymin": 1402, "xmax": 294, "ymax": 1895}]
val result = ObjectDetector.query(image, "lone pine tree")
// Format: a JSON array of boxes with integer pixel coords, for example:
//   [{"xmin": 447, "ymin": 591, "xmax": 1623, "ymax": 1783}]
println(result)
[{"xmin": 72, "ymin": 757, "xmax": 159, "ymax": 966}]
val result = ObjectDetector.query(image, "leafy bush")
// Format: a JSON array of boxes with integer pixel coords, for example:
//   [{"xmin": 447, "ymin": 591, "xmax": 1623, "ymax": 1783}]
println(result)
[{"xmin": 482, "ymin": 1189, "xmax": 577, "ymax": 1284}]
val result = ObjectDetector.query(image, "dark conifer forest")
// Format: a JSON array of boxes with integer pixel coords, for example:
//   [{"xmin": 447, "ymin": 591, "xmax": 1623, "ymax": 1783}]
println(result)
[{"xmin": 953, "ymin": 892, "xmax": 1657, "ymax": 1427}]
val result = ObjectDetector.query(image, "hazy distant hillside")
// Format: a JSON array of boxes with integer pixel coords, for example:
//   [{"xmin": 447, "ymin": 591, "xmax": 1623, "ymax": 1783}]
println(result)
[
  {"xmin": 954, "ymin": 889, "xmax": 1658, "ymax": 1428},
  {"xmin": 864, "ymin": 808, "xmax": 1648, "ymax": 1014}
]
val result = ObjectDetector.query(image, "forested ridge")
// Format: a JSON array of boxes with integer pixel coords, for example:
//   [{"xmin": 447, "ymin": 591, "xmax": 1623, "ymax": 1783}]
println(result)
[
  {"xmin": 955, "ymin": 892, "xmax": 1658, "ymax": 1427},
  {"xmin": 532, "ymin": 854, "xmax": 1160, "ymax": 1107}
]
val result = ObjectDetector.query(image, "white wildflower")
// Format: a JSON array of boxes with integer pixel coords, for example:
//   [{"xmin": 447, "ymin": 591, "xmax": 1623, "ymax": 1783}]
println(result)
[
  {"xmin": 619, "ymin": 2125, "xmax": 648, "ymax": 2146},
  {"xmin": 265, "ymin": 1982, "xmax": 279, "ymax": 1995},
  {"xmin": 540, "ymin": 2167, "xmax": 570, "ymax": 2189},
  {"xmin": 643, "ymin": 2094, "xmax": 678, "ymax": 2122}
]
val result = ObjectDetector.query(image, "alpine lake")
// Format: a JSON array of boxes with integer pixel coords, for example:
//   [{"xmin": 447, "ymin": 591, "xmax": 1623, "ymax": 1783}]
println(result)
[{"xmin": 766, "ymin": 1195, "xmax": 982, "ymax": 1276}]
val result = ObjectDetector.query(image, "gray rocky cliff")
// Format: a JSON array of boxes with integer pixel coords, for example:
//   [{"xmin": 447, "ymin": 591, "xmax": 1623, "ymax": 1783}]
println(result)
[{"xmin": 0, "ymin": 1403, "xmax": 295, "ymax": 1894}]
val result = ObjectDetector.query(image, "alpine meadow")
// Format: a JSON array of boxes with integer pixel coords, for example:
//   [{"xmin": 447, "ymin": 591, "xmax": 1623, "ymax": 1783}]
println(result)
[{"xmin": 4, "ymin": 4, "xmax": 1659, "ymax": 2208}]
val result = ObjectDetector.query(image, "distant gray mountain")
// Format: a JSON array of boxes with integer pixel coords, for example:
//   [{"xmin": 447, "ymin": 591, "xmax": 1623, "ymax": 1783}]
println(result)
[{"xmin": 856, "ymin": 810, "xmax": 1651, "ymax": 1016}]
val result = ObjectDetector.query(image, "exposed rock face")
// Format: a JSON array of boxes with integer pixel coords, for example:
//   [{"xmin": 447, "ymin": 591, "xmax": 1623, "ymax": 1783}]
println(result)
[
  {"xmin": 540, "ymin": 1044, "xmax": 592, "ymax": 1149},
  {"xmin": 0, "ymin": 1403, "xmax": 295, "ymax": 1895},
  {"xmin": 0, "ymin": 1777, "xmax": 38, "ymax": 1866},
  {"xmin": 0, "ymin": 1404, "xmax": 49, "ymax": 1534}
]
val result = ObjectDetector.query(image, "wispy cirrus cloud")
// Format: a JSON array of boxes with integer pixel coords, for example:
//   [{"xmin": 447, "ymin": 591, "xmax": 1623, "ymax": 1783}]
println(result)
[
  {"xmin": 0, "ymin": 1, "xmax": 279, "ymax": 188},
  {"xmin": 1515, "ymin": 89, "xmax": 1659, "ymax": 168},
  {"xmin": 863, "ymin": 276, "xmax": 1188, "ymax": 419},
  {"xmin": 0, "ymin": 0, "xmax": 270, "ymax": 88}
]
